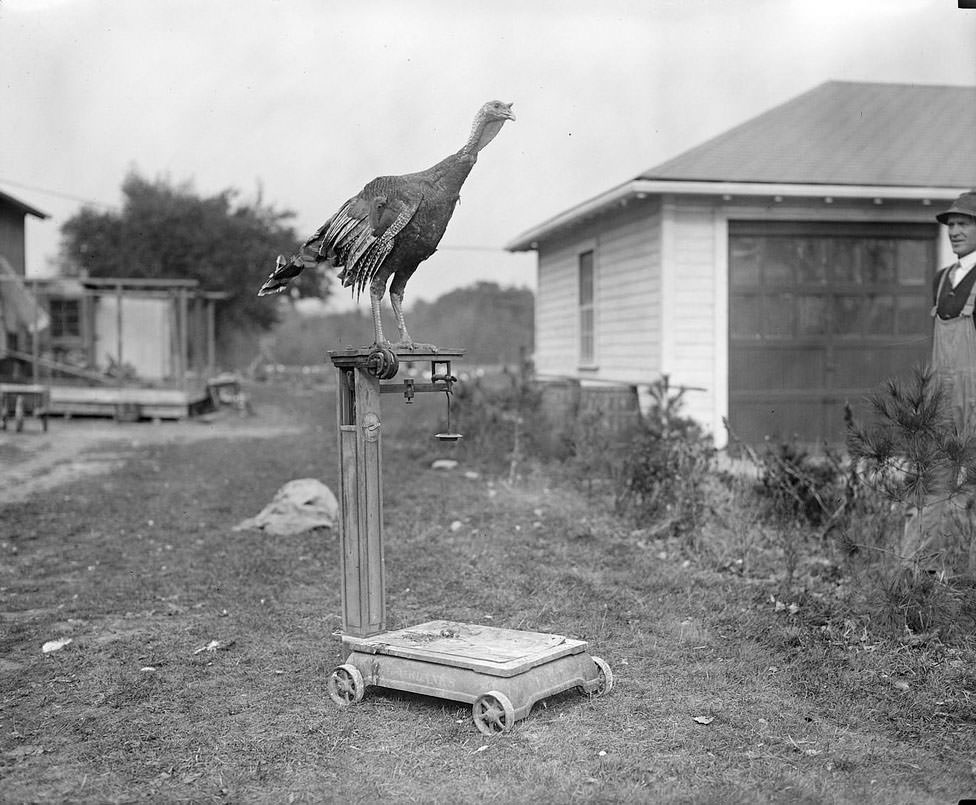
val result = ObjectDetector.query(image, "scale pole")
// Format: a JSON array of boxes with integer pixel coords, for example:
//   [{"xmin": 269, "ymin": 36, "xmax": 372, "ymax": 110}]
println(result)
[
  {"xmin": 329, "ymin": 345, "xmax": 463, "ymax": 639},
  {"xmin": 334, "ymin": 361, "xmax": 386, "ymax": 638}
]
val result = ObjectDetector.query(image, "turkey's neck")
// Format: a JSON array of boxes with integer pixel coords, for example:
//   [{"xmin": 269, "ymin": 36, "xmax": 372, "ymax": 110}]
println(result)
[
  {"xmin": 460, "ymin": 117, "xmax": 504, "ymax": 156},
  {"xmin": 421, "ymin": 115, "xmax": 501, "ymax": 191}
]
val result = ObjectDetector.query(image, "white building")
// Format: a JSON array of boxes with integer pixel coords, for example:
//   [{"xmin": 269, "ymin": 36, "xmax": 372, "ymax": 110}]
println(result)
[{"xmin": 506, "ymin": 81, "xmax": 976, "ymax": 447}]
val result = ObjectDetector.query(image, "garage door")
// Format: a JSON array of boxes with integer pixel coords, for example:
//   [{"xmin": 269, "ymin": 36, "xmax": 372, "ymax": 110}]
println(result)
[{"xmin": 728, "ymin": 220, "xmax": 937, "ymax": 446}]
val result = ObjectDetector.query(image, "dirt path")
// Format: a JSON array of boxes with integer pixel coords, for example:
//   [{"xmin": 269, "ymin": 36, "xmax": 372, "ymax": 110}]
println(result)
[{"xmin": 0, "ymin": 412, "xmax": 303, "ymax": 506}]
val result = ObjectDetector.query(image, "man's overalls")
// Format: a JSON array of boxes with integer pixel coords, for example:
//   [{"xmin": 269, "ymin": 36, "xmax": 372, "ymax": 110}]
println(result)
[
  {"xmin": 931, "ymin": 267, "xmax": 976, "ymax": 433},
  {"xmin": 900, "ymin": 266, "xmax": 976, "ymax": 562}
]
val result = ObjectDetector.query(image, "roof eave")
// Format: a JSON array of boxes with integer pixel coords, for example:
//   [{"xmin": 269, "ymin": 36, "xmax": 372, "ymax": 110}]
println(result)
[
  {"xmin": 505, "ymin": 180, "xmax": 968, "ymax": 251},
  {"xmin": 0, "ymin": 189, "xmax": 49, "ymax": 220}
]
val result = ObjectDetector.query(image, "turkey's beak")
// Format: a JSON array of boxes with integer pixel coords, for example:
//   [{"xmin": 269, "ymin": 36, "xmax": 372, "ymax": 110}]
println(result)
[{"xmin": 502, "ymin": 104, "xmax": 516, "ymax": 122}]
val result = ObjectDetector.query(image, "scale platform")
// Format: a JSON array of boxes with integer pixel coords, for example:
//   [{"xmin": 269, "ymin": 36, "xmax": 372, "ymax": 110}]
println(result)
[{"xmin": 328, "ymin": 620, "xmax": 612, "ymax": 734}]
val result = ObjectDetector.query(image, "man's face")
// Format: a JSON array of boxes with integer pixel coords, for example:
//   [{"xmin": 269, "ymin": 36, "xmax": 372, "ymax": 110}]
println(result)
[{"xmin": 946, "ymin": 213, "xmax": 976, "ymax": 258}]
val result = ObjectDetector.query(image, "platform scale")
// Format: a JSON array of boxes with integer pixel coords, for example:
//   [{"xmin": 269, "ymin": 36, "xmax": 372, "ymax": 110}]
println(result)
[{"xmin": 324, "ymin": 345, "xmax": 613, "ymax": 735}]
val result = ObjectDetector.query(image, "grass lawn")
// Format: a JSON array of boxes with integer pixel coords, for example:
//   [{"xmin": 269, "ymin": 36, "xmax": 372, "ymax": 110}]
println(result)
[{"xmin": 1, "ymin": 381, "xmax": 974, "ymax": 804}]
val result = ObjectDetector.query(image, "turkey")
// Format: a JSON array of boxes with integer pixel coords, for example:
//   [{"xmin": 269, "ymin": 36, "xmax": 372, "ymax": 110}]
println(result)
[{"xmin": 258, "ymin": 100, "xmax": 516, "ymax": 348}]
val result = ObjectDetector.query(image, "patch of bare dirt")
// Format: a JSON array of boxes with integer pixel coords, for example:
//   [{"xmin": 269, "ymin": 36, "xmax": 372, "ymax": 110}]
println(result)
[{"xmin": 0, "ymin": 409, "xmax": 302, "ymax": 506}]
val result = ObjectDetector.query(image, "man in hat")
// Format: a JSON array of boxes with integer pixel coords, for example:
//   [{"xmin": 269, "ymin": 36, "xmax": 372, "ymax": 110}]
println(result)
[
  {"xmin": 902, "ymin": 190, "xmax": 976, "ymax": 566},
  {"xmin": 931, "ymin": 189, "xmax": 976, "ymax": 435}
]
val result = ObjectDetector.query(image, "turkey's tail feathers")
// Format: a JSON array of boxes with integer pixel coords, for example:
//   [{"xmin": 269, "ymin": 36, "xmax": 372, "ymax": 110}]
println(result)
[{"xmin": 257, "ymin": 254, "xmax": 303, "ymax": 297}]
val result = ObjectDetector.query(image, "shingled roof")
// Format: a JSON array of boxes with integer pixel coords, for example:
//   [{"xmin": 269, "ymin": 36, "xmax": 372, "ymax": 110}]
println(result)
[{"xmin": 642, "ymin": 80, "xmax": 976, "ymax": 187}]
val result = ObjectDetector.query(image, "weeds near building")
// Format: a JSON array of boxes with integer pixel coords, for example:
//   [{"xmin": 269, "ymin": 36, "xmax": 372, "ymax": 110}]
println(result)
[
  {"xmin": 452, "ymin": 367, "xmax": 545, "ymax": 476},
  {"xmin": 455, "ymin": 365, "xmax": 975, "ymax": 642},
  {"xmin": 612, "ymin": 378, "xmax": 715, "ymax": 540},
  {"xmin": 733, "ymin": 436, "xmax": 851, "ymax": 584}
]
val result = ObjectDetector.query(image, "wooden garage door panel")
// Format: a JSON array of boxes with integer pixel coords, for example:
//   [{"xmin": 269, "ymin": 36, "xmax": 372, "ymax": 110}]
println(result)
[
  {"xmin": 731, "ymin": 398, "xmax": 826, "ymax": 444},
  {"xmin": 728, "ymin": 221, "xmax": 936, "ymax": 446},
  {"xmin": 831, "ymin": 342, "xmax": 929, "ymax": 389},
  {"xmin": 729, "ymin": 345, "xmax": 824, "ymax": 391}
]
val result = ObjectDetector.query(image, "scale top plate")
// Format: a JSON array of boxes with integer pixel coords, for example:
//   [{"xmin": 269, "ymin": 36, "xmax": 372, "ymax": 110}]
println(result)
[
  {"xmin": 340, "ymin": 620, "xmax": 588, "ymax": 677},
  {"xmin": 328, "ymin": 346, "xmax": 465, "ymax": 364}
]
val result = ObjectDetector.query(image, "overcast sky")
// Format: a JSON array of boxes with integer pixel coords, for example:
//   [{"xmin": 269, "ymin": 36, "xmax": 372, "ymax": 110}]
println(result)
[{"xmin": 1, "ymin": 0, "xmax": 974, "ymax": 309}]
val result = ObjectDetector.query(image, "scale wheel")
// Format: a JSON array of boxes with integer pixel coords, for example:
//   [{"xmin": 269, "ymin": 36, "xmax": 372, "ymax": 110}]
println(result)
[
  {"xmin": 327, "ymin": 663, "xmax": 366, "ymax": 707},
  {"xmin": 365, "ymin": 346, "xmax": 399, "ymax": 380},
  {"xmin": 590, "ymin": 656, "xmax": 613, "ymax": 696},
  {"xmin": 472, "ymin": 690, "xmax": 515, "ymax": 735}
]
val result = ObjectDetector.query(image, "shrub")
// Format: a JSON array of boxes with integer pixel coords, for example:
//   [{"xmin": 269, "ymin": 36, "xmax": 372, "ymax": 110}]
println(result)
[
  {"xmin": 455, "ymin": 373, "xmax": 716, "ymax": 541},
  {"xmin": 865, "ymin": 562, "xmax": 973, "ymax": 637},
  {"xmin": 563, "ymin": 407, "xmax": 624, "ymax": 498},
  {"xmin": 611, "ymin": 378, "xmax": 716, "ymax": 540},
  {"xmin": 754, "ymin": 441, "xmax": 849, "ymax": 530},
  {"xmin": 841, "ymin": 367, "xmax": 976, "ymax": 639},
  {"xmin": 846, "ymin": 366, "xmax": 976, "ymax": 570}
]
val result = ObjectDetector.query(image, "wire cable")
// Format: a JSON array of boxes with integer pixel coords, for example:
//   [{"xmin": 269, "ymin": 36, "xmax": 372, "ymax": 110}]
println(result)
[{"xmin": 0, "ymin": 177, "xmax": 118, "ymax": 210}]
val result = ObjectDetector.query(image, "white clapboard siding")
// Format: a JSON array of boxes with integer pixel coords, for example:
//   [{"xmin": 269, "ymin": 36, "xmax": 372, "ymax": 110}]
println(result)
[
  {"xmin": 535, "ymin": 200, "xmax": 661, "ymax": 383},
  {"xmin": 535, "ymin": 238, "xmax": 583, "ymax": 378},
  {"xmin": 665, "ymin": 202, "xmax": 721, "ymax": 432},
  {"xmin": 595, "ymin": 203, "xmax": 661, "ymax": 381}
]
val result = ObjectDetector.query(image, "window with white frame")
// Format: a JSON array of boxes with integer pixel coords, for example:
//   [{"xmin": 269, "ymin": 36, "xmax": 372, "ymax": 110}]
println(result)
[{"xmin": 578, "ymin": 250, "xmax": 595, "ymax": 365}]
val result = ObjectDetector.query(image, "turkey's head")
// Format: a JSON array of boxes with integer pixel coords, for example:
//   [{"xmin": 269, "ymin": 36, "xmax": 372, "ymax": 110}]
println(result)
[
  {"xmin": 482, "ymin": 100, "xmax": 516, "ymax": 122},
  {"xmin": 467, "ymin": 101, "xmax": 515, "ymax": 154}
]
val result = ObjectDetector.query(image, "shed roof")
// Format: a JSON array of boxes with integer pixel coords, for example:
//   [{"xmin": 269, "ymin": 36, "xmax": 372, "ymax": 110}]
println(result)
[
  {"xmin": 642, "ymin": 81, "xmax": 976, "ymax": 187},
  {"xmin": 0, "ymin": 188, "xmax": 48, "ymax": 219},
  {"xmin": 507, "ymin": 81, "xmax": 976, "ymax": 251}
]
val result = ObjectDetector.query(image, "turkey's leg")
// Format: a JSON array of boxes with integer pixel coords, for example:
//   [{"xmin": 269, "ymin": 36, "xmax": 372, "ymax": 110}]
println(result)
[
  {"xmin": 370, "ymin": 290, "xmax": 387, "ymax": 345},
  {"xmin": 390, "ymin": 291, "xmax": 413, "ymax": 347},
  {"xmin": 390, "ymin": 292, "xmax": 436, "ymax": 350}
]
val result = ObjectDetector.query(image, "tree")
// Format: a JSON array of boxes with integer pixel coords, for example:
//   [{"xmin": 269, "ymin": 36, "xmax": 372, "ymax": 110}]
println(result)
[
  {"xmin": 59, "ymin": 171, "xmax": 326, "ymax": 332},
  {"xmin": 268, "ymin": 281, "xmax": 534, "ymax": 365},
  {"xmin": 407, "ymin": 282, "xmax": 534, "ymax": 364}
]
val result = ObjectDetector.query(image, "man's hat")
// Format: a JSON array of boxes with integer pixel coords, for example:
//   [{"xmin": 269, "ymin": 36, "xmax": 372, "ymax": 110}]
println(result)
[{"xmin": 936, "ymin": 190, "xmax": 976, "ymax": 224}]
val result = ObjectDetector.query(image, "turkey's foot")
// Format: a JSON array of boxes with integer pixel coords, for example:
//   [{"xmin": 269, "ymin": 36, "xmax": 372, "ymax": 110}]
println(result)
[{"xmin": 392, "ymin": 340, "xmax": 438, "ymax": 353}]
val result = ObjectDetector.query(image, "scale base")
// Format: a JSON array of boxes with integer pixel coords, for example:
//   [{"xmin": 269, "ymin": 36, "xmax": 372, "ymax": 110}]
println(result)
[{"xmin": 327, "ymin": 620, "xmax": 612, "ymax": 734}]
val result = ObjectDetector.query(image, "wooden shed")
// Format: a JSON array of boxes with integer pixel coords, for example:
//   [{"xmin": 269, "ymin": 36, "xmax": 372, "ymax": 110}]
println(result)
[
  {"xmin": 506, "ymin": 81, "xmax": 976, "ymax": 448},
  {"xmin": 1, "ymin": 273, "xmax": 228, "ymax": 420}
]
